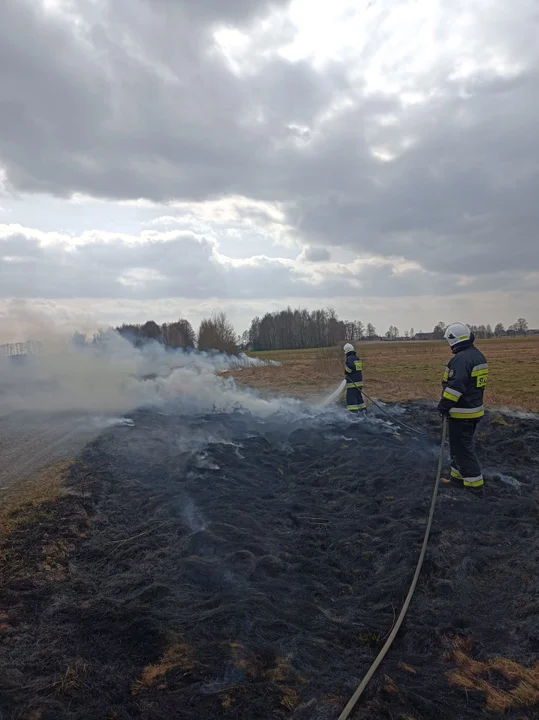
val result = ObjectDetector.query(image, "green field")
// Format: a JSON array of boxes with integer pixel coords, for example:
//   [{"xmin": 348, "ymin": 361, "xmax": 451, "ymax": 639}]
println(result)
[{"xmin": 234, "ymin": 336, "xmax": 539, "ymax": 412}]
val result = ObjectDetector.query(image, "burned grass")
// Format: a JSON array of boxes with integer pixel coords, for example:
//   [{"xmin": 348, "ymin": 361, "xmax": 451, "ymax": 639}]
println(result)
[
  {"xmin": 1, "ymin": 405, "xmax": 538, "ymax": 719},
  {"xmin": 235, "ymin": 336, "xmax": 539, "ymax": 412}
]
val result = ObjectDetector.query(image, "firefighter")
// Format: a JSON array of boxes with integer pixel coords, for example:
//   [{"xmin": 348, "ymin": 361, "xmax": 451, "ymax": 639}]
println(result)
[
  {"xmin": 343, "ymin": 343, "xmax": 366, "ymax": 413},
  {"xmin": 437, "ymin": 322, "xmax": 488, "ymax": 491}
]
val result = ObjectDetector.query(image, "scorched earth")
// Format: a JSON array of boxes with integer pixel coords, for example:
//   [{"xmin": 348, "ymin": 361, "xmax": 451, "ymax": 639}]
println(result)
[{"xmin": 1, "ymin": 403, "xmax": 538, "ymax": 720}]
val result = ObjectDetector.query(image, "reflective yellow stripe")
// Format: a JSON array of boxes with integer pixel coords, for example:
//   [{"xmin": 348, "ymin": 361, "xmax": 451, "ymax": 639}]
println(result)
[
  {"xmin": 346, "ymin": 382, "xmax": 364, "ymax": 388},
  {"xmin": 471, "ymin": 367, "xmax": 489, "ymax": 388},
  {"xmin": 442, "ymin": 366, "xmax": 449, "ymax": 381},
  {"xmin": 459, "ymin": 335, "xmax": 469, "ymax": 340},
  {"xmin": 463, "ymin": 477, "xmax": 484, "ymax": 488},
  {"xmin": 451, "ymin": 468, "xmax": 463, "ymax": 480},
  {"xmin": 347, "ymin": 404, "xmax": 366, "ymax": 411},
  {"xmin": 443, "ymin": 388, "xmax": 461, "ymax": 401},
  {"xmin": 354, "ymin": 361, "xmax": 363, "ymax": 370},
  {"xmin": 471, "ymin": 363, "xmax": 488, "ymax": 388},
  {"xmin": 450, "ymin": 408, "xmax": 484, "ymax": 419},
  {"xmin": 345, "ymin": 367, "xmax": 352, "ymax": 373}
]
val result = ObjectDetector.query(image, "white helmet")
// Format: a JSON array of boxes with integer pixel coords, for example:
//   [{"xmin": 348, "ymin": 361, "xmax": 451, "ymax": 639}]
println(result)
[
  {"xmin": 343, "ymin": 343, "xmax": 354, "ymax": 353},
  {"xmin": 444, "ymin": 322, "xmax": 471, "ymax": 347}
]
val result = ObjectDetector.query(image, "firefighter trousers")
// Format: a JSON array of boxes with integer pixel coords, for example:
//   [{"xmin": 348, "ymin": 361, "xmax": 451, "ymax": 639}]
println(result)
[
  {"xmin": 346, "ymin": 386, "xmax": 366, "ymax": 412},
  {"xmin": 448, "ymin": 418, "xmax": 483, "ymax": 487}
]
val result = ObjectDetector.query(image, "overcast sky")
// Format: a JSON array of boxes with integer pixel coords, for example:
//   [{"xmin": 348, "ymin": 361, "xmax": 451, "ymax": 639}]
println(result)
[{"xmin": 1, "ymin": 0, "xmax": 538, "ymax": 337}]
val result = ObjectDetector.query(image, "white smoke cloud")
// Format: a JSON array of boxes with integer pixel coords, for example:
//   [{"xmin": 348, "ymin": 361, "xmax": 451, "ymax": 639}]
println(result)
[
  {"xmin": 0, "ymin": 298, "xmax": 99, "ymax": 345},
  {"xmin": 0, "ymin": 306, "xmax": 286, "ymax": 419},
  {"xmin": 0, "ymin": 305, "xmax": 395, "ymax": 491}
]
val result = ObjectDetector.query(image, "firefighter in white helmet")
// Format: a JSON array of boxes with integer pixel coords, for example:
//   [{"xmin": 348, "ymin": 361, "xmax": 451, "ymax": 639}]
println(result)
[
  {"xmin": 343, "ymin": 343, "xmax": 366, "ymax": 413},
  {"xmin": 438, "ymin": 322, "xmax": 488, "ymax": 492}
]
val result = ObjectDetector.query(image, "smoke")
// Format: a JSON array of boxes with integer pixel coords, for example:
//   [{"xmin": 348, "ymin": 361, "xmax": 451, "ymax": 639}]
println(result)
[
  {"xmin": 0, "ymin": 311, "xmax": 288, "ymax": 420},
  {"xmin": 0, "ymin": 304, "xmax": 418, "ymax": 493},
  {"xmin": 0, "ymin": 299, "xmax": 98, "ymax": 345},
  {"xmin": 222, "ymin": 354, "xmax": 281, "ymax": 369},
  {"xmin": 496, "ymin": 407, "xmax": 539, "ymax": 420},
  {"xmin": 0, "ymin": 304, "xmax": 408, "ymax": 460}
]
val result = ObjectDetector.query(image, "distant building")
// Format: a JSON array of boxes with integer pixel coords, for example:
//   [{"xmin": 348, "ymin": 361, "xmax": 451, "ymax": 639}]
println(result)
[
  {"xmin": 414, "ymin": 332, "xmax": 436, "ymax": 340},
  {"xmin": 0, "ymin": 340, "xmax": 43, "ymax": 357}
]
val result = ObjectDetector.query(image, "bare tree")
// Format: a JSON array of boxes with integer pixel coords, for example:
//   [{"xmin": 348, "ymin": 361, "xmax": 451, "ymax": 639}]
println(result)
[
  {"xmin": 198, "ymin": 312, "xmax": 238, "ymax": 354},
  {"xmin": 515, "ymin": 318, "xmax": 529, "ymax": 334},
  {"xmin": 343, "ymin": 322, "xmax": 355, "ymax": 342},
  {"xmin": 162, "ymin": 318, "xmax": 196, "ymax": 349},
  {"xmin": 433, "ymin": 321, "xmax": 446, "ymax": 339},
  {"xmin": 239, "ymin": 330, "xmax": 250, "ymax": 350},
  {"xmin": 247, "ymin": 306, "xmax": 350, "ymax": 351},
  {"xmin": 366, "ymin": 323, "xmax": 377, "ymax": 339},
  {"xmin": 116, "ymin": 323, "xmax": 144, "ymax": 346},
  {"xmin": 494, "ymin": 322, "xmax": 505, "ymax": 337},
  {"xmin": 72, "ymin": 331, "xmax": 87, "ymax": 349},
  {"xmin": 141, "ymin": 320, "xmax": 163, "ymax": 343}
]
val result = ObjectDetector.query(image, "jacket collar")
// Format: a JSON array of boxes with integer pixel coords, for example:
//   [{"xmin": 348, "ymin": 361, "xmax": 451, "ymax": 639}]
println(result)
[{"xmin": 452, "ymin": 340, "xmax": 474, "ymax": 354}]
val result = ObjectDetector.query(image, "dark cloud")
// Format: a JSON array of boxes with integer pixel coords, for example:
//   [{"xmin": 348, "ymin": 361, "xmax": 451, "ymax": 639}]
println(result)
[
  {"xmin": 300, "ymin": 246, "xmax": 331, "ymax": 262},
  {"xmin": 0, "ymin": 0, "xmax": 321, "ymax": 203},
  {"xmin": 152, "ymin": 0, "xmax": 291, "ymax": 25},
  {"xmin": 0, "ymin": 0, "xmax": 538, "ymax": 302}
]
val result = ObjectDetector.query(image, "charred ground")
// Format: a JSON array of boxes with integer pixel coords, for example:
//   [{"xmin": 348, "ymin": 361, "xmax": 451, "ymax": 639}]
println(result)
[{"xmin": 1, "ymin": 405, "xmax": 538, "ymax": 720}]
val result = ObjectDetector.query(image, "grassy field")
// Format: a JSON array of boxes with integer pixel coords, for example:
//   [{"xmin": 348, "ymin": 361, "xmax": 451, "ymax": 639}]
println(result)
[{"xmin": 232, "ymin": 336, "xmax": 539, "ymax": 412}]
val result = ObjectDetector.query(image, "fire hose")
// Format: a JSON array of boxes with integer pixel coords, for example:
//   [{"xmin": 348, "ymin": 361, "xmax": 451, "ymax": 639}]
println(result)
[
  {"xmin": 341, "ymin": 377, "xmax": 427, "ymax": 437},
  {"xmin": 335, "ymin": 415, "xmax": 448, "ymax": 720},
  {"xmin": 361, "ymin": 388, "xmax": 427, "ymax": 437}
]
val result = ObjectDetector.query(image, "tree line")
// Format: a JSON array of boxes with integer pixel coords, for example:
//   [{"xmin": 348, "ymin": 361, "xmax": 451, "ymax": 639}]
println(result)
[
  {"xmin": 114, "ymin": 313, "xmax": 238, "ymax": 354},
  {"xmin": 244, "ymin": 308, "xmax": 378, "ymax": 352},
  {"xmin": 432, "ymin": 318, "xmax": 530, "ymax": 339},
  {"xmin": 71, "ymin": 312, "xmax": 238, "ymax": 355},
  {"xmin": 69, "ymin": 308, "xmax": 533, "ymax": 355}
]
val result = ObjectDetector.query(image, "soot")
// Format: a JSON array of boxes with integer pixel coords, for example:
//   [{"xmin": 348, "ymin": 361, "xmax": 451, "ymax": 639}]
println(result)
[{"xmin": 1, "ymin": 405, "xmax": 538, "ymax": 720}]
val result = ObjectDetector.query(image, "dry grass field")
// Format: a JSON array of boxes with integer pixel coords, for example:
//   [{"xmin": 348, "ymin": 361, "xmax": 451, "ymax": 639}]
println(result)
[{"xmin": 233, "ymin": 335, "xmax": 539, "ymax": 412}]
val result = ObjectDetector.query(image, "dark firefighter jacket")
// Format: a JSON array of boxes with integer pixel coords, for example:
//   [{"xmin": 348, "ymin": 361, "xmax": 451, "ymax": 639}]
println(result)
[
  {"xmin": 345, "ymin": 351, "xmax": 363, "ymax": 389},
  {"xmin": 439, "ymin": 340, "xmax": 488, "ymax": 419}
]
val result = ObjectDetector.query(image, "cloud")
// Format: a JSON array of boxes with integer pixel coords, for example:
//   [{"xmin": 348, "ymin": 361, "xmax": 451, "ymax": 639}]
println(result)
[
  {"xmin": 0, "ymin": 0, "xmax": 307, "ymax": 202},
  {"xmin": 300, "ymin": 246, "xmax": 331, "ymax": 262},
  {"xmin": 0, "ymin": 0, "xmax": 538, "ymax": 327},
  {"xmin": 2, "ymin": 223, "xmax": 532, "ymax": 311},
  {"xmin": 0, "ymin": 223, "xmax": 339, "ymax": 300}
]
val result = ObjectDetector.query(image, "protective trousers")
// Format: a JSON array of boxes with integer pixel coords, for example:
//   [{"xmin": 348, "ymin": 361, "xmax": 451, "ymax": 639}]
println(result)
[
  {"xmin": 448, "ymin": 418, "xmax": 483, "ymax": 487},
  {"xmin": 346, "ymin": 386, "xmax": 365, "ymax": 412}
]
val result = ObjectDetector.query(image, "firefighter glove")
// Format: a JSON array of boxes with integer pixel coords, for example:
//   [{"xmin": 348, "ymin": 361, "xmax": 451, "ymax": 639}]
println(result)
[{"xmin": 437, "ymin": 399, "xmax": 451, "ymax": 416}]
